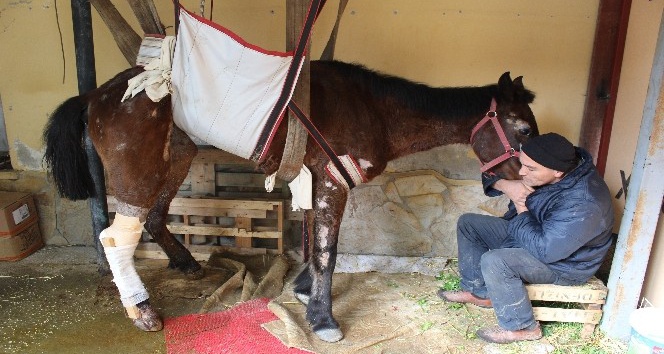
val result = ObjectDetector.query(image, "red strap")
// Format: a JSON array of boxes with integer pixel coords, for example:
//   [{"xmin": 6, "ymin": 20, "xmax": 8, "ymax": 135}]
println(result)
[
  {"xmin": 470, "ymin": 98, "xmax": 520, "ymax": 173},
  {"xmin": 470, "ymin": 98, "xmax": 497, "ymax": 142},
  {"xmin": 479, "ymin": 150, "xmax": 520, "ymax": 172}
]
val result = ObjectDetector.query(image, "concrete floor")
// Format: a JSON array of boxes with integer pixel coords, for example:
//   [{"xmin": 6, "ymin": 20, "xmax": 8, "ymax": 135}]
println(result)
[
  {"xmin": 1, "ymin": 245, "xmax": 627, "ymax": 354},
  {"xmin": 0, "ymin": 245, "xmax": 234, "ymax": 354}
]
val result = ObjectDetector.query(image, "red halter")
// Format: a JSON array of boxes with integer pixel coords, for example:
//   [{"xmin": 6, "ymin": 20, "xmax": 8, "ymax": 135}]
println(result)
[{"xmin": 470, "ymin": 98, "xmax": 520, "ymax": 173}]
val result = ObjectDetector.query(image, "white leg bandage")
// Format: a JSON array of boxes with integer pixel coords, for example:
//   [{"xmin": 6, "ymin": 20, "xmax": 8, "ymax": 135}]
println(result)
[{"xmin": 100, "ymin": 213, "xmax": 148, "ymax": 318}]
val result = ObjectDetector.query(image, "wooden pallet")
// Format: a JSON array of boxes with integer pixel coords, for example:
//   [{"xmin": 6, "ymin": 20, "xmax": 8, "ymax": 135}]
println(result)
[
  {"xmin": 106, "ymin": 194, "xmax": 284, "ymax": 255},
  {"xmin": 526, "ymin": 276, "xmax": 607, "ymax": 337},
  {"xmin": 180, "ymin": 147, "xmax": 291, "ymax": 200},
  {"xmin": 167, "ymin": 196, "xmax": 283, "ymax": 253},
  {"xmin": 106, "ymin": 148, "xmax": 290, "ymax": 256}
]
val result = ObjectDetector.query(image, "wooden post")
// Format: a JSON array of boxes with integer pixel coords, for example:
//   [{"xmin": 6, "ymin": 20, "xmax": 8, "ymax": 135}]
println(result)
[
  {"xmin": 71, "ymin": 0, "xmax": 111, "ymax": 275},
  {"xmin": 277, "ymin": 0, "xmax": 312, "ymax": 182},
  {"xmin": 285, "ymin": 0, "xmax": 312, "ymax": 257},
  {"xmin": 235, "ymin": 217, "xmax": 253, "ymax": 248},
  {"xmin": 320, "ymin": 0, "xmax": 348, "ymax": 60},
  {"xmin": 89, "ymin": 0, "xmax": 141, "ymax": 65},
  {"xmin": 579, "ymin": 0, "xmax": 631, "ymax": 174},
  {"xmin": 287, "ymin": 0, "xmax": 311, "ymax": 115}
]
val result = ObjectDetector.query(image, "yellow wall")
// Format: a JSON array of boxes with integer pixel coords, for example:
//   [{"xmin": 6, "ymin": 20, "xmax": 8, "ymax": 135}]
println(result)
[
  {"xmin": 315, "ymin": 0, "xmax": 599, "ymax": 140},
  {"xmin": 0, "ymin": 1, "xmax": 78, "ymax": 169},
  {"xmin": 0, "ymin": 0, "xmax": 288, "ymax": 170},
  {"xmin": 0, "ymin": 0, "xmax": 598, "ymax": 171}
]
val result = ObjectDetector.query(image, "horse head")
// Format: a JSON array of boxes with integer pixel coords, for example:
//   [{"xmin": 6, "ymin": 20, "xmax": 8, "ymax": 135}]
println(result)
[{"xmin": 470, "ymin": 72, "xmax": 539, "ymax": 180}]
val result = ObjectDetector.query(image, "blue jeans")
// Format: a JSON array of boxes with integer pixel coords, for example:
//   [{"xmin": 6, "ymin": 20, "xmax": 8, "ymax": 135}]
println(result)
[{"xmin": 456, "ymin": 213, "xmax": 578, "ymax": 330}]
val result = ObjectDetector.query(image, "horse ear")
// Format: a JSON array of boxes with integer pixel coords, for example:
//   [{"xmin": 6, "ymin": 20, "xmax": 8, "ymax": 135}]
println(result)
[
  {"xmin": 512, "ymin": 75, "xmax": 536, "ymax": 103},
  {"xmin": 498, "ymin": 72, "xmax": 514, "ymax": 102},
  {"xmin": 513, "ymin": 76, "xmax": 525, "ymax": 89}
]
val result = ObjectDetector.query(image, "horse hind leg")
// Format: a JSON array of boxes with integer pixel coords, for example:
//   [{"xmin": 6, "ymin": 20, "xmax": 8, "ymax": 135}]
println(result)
[
  {"xmin": 100, "ymin": 210, "xmax": 162, "ymax": 331},
  {"xmin": 145, "ymin": 191, "xmax": 203, "ymax": 279},
  {"xmin": 144, "ymin": 128, "xmax": 203, "ymax": 278}
]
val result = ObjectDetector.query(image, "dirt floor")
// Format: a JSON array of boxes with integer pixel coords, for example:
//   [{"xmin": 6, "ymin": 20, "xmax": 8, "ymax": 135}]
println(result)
[{"xmin": 0, "ymin": 245, "xmax": 627, "ymax": 354}]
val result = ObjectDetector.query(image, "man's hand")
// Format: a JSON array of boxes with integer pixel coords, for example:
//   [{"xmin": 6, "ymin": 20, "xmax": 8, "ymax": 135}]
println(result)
[{"xmin": 492, "ymin": 179, "xmax": 534, "ymax": 213}]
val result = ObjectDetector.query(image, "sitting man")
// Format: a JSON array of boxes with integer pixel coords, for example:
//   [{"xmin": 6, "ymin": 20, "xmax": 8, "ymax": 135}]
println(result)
[{"xmin": 439, "ymin": 133, "xmax": 614, "ymax": 344}]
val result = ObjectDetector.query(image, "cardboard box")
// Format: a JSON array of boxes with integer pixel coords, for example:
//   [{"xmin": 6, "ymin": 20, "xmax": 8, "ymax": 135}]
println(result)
[
  {"xmin": 0, "ymin": 191, "xmax": 43, "ymax": 261},
  {"xmin": 0, "ymin": 221, "xmax": 43, "ymax": 261}
]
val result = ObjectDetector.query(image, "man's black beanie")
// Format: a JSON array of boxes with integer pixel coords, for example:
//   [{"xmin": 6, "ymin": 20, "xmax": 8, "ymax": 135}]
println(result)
[{"xmin": 521, "ymin": 133, "xmax": 577, "ymax": 172}]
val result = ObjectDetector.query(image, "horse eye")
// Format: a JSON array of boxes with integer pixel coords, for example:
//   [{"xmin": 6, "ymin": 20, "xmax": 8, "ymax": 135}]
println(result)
[{"xmin": 519, "ymin": 127, "xmax": 531, "ymax": 136}]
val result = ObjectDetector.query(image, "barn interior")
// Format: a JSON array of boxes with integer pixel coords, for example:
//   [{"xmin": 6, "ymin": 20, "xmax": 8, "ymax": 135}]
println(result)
[{"xmin": 0, "ymin": 1, "xmax": 663, "ymax": 353}]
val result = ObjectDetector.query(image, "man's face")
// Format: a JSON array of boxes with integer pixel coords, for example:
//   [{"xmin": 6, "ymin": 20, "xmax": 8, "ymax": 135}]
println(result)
[{"xmin": 518, "ymin": 152, "xmax": 564, "ymax": 187}]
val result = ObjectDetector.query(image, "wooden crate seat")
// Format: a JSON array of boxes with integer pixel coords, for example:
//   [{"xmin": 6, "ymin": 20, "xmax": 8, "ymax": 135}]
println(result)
[{"xmin": 525, "ymin": 276, "xmax": 607, "ymax": 337}]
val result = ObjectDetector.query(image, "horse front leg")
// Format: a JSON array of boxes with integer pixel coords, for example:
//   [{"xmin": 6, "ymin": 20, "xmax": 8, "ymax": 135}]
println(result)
[{"xmin": 294, "ymin": 179, "xmax": 347, "ymax": 342}]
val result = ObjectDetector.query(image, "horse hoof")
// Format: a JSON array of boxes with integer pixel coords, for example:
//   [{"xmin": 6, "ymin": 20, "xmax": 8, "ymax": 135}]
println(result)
[
  {"xmin": 132, "ymin": 304, "xmax": 163, "ymax": 332},
  {"xmin": 294, "ymin": 292, "xmax": 310, "ymax": 305},
  {"xmin": 314, "ymin": 328, "xmax": 344, "ymax": 343}
]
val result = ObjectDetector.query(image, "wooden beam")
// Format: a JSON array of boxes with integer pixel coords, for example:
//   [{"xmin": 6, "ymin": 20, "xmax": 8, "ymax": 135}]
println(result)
[
  {"xmin": 192, "ymin": 146, "xmax": 253, "ymax": 165},
  {"xmin": 134, "ymin": 242, "xmax": 277, "ymax": 260},
  {"xmin": 90, "ymin": 0, "xmax": 141, "ymax": 65},
  {"xmin": 278, "ymin": 0, "xmax": 312, "ymax": 181},
  {"xmin": 320, "ymin": 0, "xmax": 348, "ymax": 60},
  {"xmin": 579, "ymin": 0, "xmax": 632, "ymax": 175},
  {"xmin": 126, "ymin": 0, "xmax": 165, "ymax": 35}
]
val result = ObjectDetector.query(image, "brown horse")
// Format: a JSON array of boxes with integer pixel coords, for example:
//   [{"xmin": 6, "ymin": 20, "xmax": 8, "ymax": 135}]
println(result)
[{"xmin": 43, "ymin": 60, "xmax": 538, "ymax": 341}]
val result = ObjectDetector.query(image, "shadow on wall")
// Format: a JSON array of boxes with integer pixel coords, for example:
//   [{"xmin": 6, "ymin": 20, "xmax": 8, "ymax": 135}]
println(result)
[
  {"xmin": 0, "ymin": 96, "xmax": 10, "ymax": 170},
  {"xmin": 0, "ymin": 153, "xmax": 12, "ymax": 170},
  {"xmin": 596, "ymin": 233, "xmax": 618, "ymax": 284}
]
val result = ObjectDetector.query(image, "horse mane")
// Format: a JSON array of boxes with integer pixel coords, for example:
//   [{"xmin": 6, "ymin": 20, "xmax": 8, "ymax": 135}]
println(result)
[{"xmin": 316, "ymin": 60, "xmax": 534, "ymax": 120}]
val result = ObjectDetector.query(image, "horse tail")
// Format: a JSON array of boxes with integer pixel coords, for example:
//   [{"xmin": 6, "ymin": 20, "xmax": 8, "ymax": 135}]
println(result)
[{"xmin": 43, "ymin": 95, "xmax": 96, "ymax": 200}]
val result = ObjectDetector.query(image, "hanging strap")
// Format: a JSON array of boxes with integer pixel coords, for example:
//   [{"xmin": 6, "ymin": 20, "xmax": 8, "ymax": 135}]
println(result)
[
  {"xmin": 288, "ymin": 101, "xmax": 356, "ymax": 189},
  {"xmin": 252, "ymin": 0, "xmax": 323, "ymax": 160},
  {"xmin": 173, "ymin": 0, "xmax": 180, "ymax": 35},
  {"xmin": 275, "ymin": 1, "xmax": 330, "ymax": 182}
]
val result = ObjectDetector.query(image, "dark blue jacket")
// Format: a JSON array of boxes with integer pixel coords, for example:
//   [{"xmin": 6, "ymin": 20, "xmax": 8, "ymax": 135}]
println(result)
[{"xmin": 482, "ymin": 148, "xmax": 614, "ymax": 283}]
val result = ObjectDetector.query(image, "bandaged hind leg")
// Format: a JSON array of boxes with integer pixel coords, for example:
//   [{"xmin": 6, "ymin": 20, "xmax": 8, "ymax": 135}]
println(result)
[{"xmin": 100, "ymin": 212, "xmax": 163, "ymax": 331}]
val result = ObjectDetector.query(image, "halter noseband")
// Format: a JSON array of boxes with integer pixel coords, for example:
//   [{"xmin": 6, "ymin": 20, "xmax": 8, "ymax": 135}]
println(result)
[{"xmin": 470, "ymin": 98, "xmax": 520, "ymax": 173}]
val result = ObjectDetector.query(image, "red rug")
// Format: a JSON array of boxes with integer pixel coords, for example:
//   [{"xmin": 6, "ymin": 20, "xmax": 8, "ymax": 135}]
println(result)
[{"xmin": 164, "ymin": 298, "xmax": 310, "ymax": 354}]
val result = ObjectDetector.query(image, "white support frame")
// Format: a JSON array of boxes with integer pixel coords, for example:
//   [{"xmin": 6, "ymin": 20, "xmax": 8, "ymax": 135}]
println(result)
[{"xmin": 601, "ymin": 8, "xmax": 664, "ymax": 341}]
